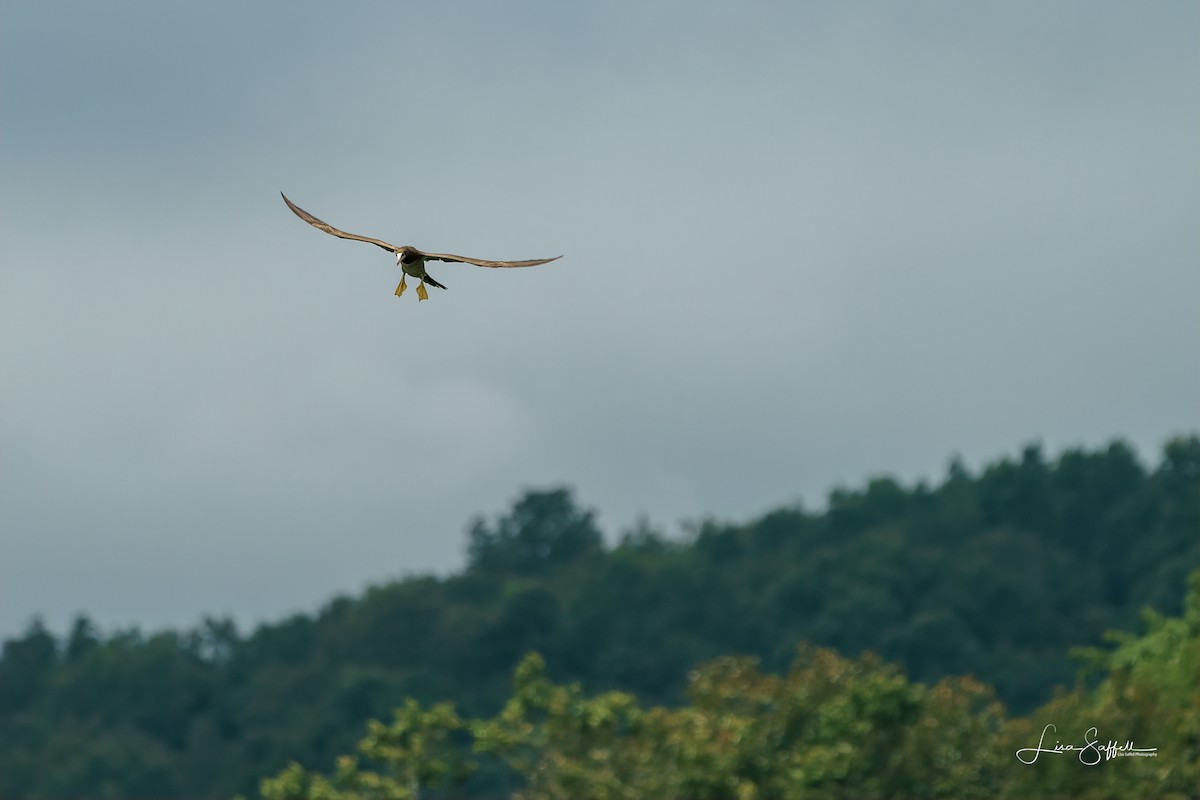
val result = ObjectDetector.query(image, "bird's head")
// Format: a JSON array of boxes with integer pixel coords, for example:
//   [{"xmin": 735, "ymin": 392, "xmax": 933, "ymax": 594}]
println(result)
[{"xmin": 396, "ymin": 247, "xmax": 421, "ymax": 266}]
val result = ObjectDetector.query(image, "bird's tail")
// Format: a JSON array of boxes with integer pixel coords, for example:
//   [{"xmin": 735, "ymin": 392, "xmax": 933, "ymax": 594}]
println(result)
[{"xmin": 424, "ymin": 274, "xmax": 448, "ymax": 290}]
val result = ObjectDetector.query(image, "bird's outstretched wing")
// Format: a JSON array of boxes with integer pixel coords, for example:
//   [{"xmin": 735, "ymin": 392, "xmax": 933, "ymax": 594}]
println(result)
[
  {"xmin": 281, "ymin": 193, "xmax": 401, "ymax": 254},
  {"xmin": 420, "ymin": 251, "xmax": 563, "ymax": 268}
]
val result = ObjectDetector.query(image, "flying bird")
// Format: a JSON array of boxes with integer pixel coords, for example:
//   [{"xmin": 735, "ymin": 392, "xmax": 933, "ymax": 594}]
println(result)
[{"xmin": 281, "ymin": 193, "xmax": 561, "ymax": 300}]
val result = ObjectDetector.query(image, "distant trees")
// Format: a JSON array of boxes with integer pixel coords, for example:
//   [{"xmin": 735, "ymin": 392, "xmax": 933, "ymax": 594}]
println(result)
[
  {"xmin": 255, "ymin": 570, "xmax": 1200, "ymax": 800},
  {"xmin": 1, "ymin": 436, "xmax": 1196, "ymax": 799},
  {"xmin": 0, "ymin": 617, "xmax": 56, "ymax": 716},
  {"xmin": 256, "ymin": 648, "xmax": 1009, "ymax": 800},
  {"xmin": 467, "ymin": 487, "xmax": 604, "ymax": 575}
]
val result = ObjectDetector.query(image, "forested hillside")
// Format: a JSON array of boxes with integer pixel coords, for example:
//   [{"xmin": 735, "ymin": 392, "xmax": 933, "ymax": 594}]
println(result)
[
  {"xmin": 260, "ymin": 571, "xmax": 1200, "ymax": 800},
  {"xmin": 1, "ymin": 436, "xmax": 1196, "ymax": 799}
]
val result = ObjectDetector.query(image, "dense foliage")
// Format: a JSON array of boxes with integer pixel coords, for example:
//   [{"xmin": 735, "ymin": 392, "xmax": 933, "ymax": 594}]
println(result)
[
  {"xmin": 259, "ymin": 571, "xmax": 1200, "ymax": 800},
  {"xmin": 1, "ymin": 435, "xmax": 1196, "ymax": 799}
]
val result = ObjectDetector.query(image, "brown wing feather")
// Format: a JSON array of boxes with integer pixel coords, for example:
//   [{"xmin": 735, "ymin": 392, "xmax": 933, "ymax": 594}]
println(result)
[
  {"xmin": 419, "ymin": 251, "xmax": 563, "ymax": 269},
  {"xmin": 281, "ymin": 193, "xmax": 401, "ymax": 254}
]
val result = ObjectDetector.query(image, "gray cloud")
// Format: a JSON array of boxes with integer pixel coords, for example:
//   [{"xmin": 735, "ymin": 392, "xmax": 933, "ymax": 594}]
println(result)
[{"xmin": 2, "ymin": 1, "xmax": 1197, "ymax": 637}]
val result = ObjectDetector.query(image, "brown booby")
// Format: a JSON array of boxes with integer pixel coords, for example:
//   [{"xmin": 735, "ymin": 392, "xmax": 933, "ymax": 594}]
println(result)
[{"xmin": 282, "ymin": 193, "xmax": 561, "ymax": 300}]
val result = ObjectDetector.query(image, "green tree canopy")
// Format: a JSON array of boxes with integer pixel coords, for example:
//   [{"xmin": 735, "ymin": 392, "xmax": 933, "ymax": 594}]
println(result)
[
  {"xmin": 467, "ymin": 488, "xmax": 604, "ymax": 576},
  {"xmin": 1, "ymin": 437, "xmax": 1196, "ymax": 799},
  {"xmin": 256, "ymin": 569, "xmax": 1200, "ymax": 800}
]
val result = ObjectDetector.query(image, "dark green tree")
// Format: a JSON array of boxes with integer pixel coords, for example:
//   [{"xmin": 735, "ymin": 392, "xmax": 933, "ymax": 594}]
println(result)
[{"xmin": 467, "ymin": 487, "xmax": 603, "ymax": 576}]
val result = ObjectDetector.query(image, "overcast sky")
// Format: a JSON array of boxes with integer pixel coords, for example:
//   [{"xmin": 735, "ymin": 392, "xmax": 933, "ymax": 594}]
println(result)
[{"xmin": 2, "ymin": 1, "xmax": 1196, "ymax": 640}]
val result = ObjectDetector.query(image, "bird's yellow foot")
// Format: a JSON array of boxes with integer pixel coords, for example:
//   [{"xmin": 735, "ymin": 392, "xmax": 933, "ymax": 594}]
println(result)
[
  {"xmin": 416, "ymin": 281, "xmax": 429, "ymax": 301},
  {"xmin": 395, "ymin": 276, "xmax": 407, "ymax": 297}
]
